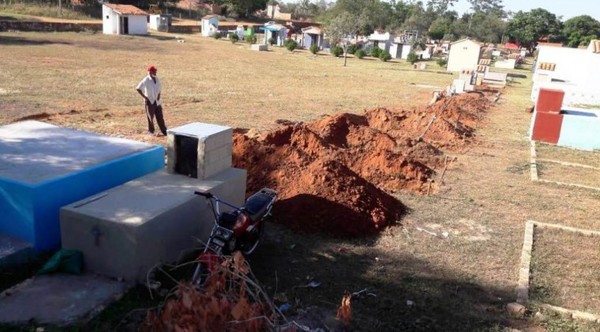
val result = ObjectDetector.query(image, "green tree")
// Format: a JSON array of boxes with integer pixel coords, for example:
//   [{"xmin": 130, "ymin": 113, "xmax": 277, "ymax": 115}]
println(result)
[
  {"xmin": 390, "ymin": 0, "xmax": 413, "ymax": 29},
  {"xmin": 428, "ymin": 16, "xmax": 454, "ymax": 40},
  {"xmin": 221, "ymin": 0, "xmax": 267, "ymax": 18},
  {"xmin": 467, "ymin": 0, "xmax": 504, "ymax": 16},
  {"xmin": 449, "ymin": 16, "xmax": 469, "ymax": 40},
  {"xmin": 562, "ymin": 15, "xmax": 600, "ymax": 48},
  {"xmin": 324, "ymin": 11, "xmax": 359, "ymax": 66},
  {"xmin": 327, "ymin": 0, "xmax": 393, "ymax": 36},
  {"xmin": 427, "ymin": 0, "xmax": 458, "ymax": 14},
  {"xmin": 467, "ymin": 12, "xmax": 505, "ymax": 43},
  {"xmin": 289, "ymin": 0, "xmax": 326, "ymax": 17},
  {"xmin": 506, "ymin": 8, "xmax": 563, "ymax": 54},
  {"xmin": 402, "ymin": 1, "xmax": 435, "ymax": 36}
]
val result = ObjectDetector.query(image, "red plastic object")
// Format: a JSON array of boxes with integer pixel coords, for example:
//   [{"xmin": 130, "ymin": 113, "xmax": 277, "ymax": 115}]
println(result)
[
  {"xmin": 536, "ymin": 88, "xmax": 564, "ymax": 114},
  {"xmin": 198, "ymin": 252, "xmax": 221, "ymax": 272}
]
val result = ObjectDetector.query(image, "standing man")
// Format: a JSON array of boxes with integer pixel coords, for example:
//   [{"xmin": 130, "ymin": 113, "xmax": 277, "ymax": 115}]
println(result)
[{"xmin": 136, "ymin": 66, "xmax": 167, "ymax": 136}]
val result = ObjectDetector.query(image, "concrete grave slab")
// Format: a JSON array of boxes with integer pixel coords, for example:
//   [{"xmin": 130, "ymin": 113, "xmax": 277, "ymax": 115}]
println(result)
[
  {"xmin": 61, "ymin": 168, "xmax": 247, "ymax": 283},
  {"xmin": 0, "ymin": 273, "xmax": 131, "ymax": 326},
  {"xmin": 0, "ymin": 234, "xmax": 35, "ymax": 269},
  {"xmin": 250, "ymin": 44, "xmax": 268, "ymax": 51},
  {"xmin": 0, "ymin": 120, "xmax": 164, "ymax": 250}
]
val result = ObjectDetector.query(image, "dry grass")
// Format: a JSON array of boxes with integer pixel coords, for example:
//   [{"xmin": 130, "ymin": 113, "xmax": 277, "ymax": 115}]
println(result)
[
  {"xmin": 537, "ymin": 143, "xmax": 600, "ymax": 168},
  {"xmin": 538, "ymin": 162, "xmax": 600, "ymax": 189},
  {"xmin": 0, "ymin": 31, "xmax": 450, "ymax": 135},
  {"xmin": 530, "ymin": 227, "xmax": 600, "ymax": 315},
  {"xmin": 0, "ymin": 4, "xmax": 96, "ymax": 21},
  {"xmin": 2, "ymin": 31, "xmax": 600, "ymax": 331}
]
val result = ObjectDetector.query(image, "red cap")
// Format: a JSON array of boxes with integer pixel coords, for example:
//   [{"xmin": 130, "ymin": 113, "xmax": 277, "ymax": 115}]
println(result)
[{"xmin": 147, "ymin": 66, "xmax": 157, "ymax": 72}]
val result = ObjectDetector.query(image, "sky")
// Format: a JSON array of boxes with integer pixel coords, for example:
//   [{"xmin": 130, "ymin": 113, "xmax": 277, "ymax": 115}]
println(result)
[
  {"xmin": 281, "ymin": 0, "xmax": 600, "ymax": 22},
  {"xmin": 450, "ymin": 0, "xmax": 600, "ymax": 21}
]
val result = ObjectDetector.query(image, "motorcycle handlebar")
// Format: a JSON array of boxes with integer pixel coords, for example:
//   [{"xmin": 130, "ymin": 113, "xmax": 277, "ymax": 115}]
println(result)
[{"xmin": 194, "ymin": 191, "xmax": 213, "ymax": 199}]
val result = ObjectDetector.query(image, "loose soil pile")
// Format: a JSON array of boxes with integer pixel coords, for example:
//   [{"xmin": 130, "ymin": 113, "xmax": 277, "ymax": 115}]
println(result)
[{"xmin": 233, "ymin": 91, "xmax": 494, "ymax": 237}]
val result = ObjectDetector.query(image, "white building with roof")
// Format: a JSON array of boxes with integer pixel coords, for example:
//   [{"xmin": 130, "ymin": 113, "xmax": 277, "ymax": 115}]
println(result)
[
  {"xmin": 446, "ymin": 39, "xmax": 482, "ymax": 72},
  {"xmin": 367, "ymin": 31, "xmax": 394, "ymax": 53},
  {"xmin": 102, "ymin": 3, "xmax": 148, "ymax": 35},
  {"xmin": 201, "ymin": 15, "xmax": 219, "ymax": 37},
  {"xmin": 302, "ymin": 26, "xmax": 323, "ymax": 49},
  {"xmin": 263, "ymin": 21, "xmax": 288, "ymax": 46}
]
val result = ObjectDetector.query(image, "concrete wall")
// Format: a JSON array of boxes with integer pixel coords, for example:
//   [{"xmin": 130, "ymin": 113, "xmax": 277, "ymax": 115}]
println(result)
[
  {"xmin": 535, "ymin": 46, "xmax": 588, "ymax": 83},
  {"xmin": 303, "ymin": 33, "xmax": 322, "ymax": 49},
  {"xmin": 168, "ymin": 25, "xmax": 199, "ymax": 33},
  {"xmin": 558, "ymin": 110, "xmax": 600, "ymax": 150},
  {"xmin": 127, "ymin": 15, "xmax": 148, "ymax": 35},
  {"xmin": 149, "ymin": 14, "xmax": 170, "ymax": 31},
  {"xmin": 389, "ymin": 43, "xmax": 401, "ymax": 59},
  {"xmin": 530, "ymin": 88, "xmax": 600, "ymax": 150},
  {"xmin": 530, "ymin": 81, "xmax": 600, "ymax": 106},
  {"xmin": 447, "ymin": 40, "xmax": 481, "ymax": 72},
  {"xmin": 102, "ymin": 5, "xmax": 117, "ymax": 35},
  {"xmin": 495, "ymin": 59, "xmax": 516, "ymax": 69},
  {"xmin": 532, "ymin": 46, "xmax": 600, "ymax": 106},
  {"xmin": 0, "ymin": 21, "xmax": 101, "ymax": 32},
  {"xmin": 60, "ymin": 168, "xmax": 247, "ymax": 282}
]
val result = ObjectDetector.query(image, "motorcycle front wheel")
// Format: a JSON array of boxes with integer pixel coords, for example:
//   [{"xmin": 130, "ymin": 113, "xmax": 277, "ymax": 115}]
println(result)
[{"xmin": 239, "ymin": 222, "xmax": 264, "ymax": 255}]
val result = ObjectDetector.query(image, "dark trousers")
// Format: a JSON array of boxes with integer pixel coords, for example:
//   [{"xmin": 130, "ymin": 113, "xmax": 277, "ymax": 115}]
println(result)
[{"xmin": 145, "ymin": 101, "xmax": 167, "ymax": 135}]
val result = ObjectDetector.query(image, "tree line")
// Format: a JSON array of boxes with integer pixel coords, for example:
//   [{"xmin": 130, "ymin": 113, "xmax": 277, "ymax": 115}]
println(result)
[
  {"xmin": 315, "ymin": 0, "xmax": 600, "ymax": 52},
  {"xmin": 10, "ymin": 0, "xmax": 600, "ymax": 51},
  {"xmin": 285, "ymin": 0, "xmax": 599, "ymax": 53}
]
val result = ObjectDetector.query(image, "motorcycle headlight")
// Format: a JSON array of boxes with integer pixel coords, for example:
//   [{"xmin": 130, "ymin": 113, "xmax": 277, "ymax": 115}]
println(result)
[{"xmin": 216, "ymin": 227, "xmax": 233, "ymax": 240}]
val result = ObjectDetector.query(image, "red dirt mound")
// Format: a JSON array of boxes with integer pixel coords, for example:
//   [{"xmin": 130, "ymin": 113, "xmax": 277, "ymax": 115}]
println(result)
[{"xmin": 232, "ymin": 92, "xmax": 495, "ymax": 237}]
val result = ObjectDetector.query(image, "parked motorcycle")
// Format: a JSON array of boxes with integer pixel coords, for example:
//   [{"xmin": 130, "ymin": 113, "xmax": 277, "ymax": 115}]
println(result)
[{"xmin": 191, "ymin": 188, "xmax": 277, "ymax": 285}]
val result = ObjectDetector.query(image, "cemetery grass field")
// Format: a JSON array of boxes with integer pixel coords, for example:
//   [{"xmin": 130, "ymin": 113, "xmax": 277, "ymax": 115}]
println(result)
[{"xmin": 1, "ymin": 31, "xmax": 600, "ymax": 331}]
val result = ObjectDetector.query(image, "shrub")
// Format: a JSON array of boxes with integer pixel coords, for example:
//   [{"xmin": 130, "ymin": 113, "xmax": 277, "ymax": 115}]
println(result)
[
  {"xmin": 436, "ymin": 57, "xmax": 448, "ymax": 68},
  {"xmin": 245, "ymin": 35, "xmax": 257, "ymax": 44},
  {"xmin": 347, "ymin": 44, "xmax": 359, "ymax": 55},
  {"xmin": 407, "ymin": 51, "xmax": 419, "ymax": 64},
  {"xmin": 284, "ymin": 38, "xmax": 298, "ymax": 51},
  {"xmin": 268, "ymin": 37, "xmax": 276, "ymax": 46},
  {"xmin": 370, "ymin": 46, "xmax": 382, "ymax": 58},
  {"xmin": 379, "ymin": 50, "xmax": 391, "ymax": 62},
  {"xmin": 229, "ymin": 34, "xmax": 239, "ymax": 43},
  {"xmin": 330, "ymin": 46, "xmax": 343, "ymax": 57},
  {"xmin": 354, "ymin": 49, "xmax": 366, "ymax": 59},
  {"xmin": 212, "ymin": 32, "xmax": 221, "ymax": 40},
  {"xmin": 309, "ymin": 44, "xmax": 320, "ymax": 55}
]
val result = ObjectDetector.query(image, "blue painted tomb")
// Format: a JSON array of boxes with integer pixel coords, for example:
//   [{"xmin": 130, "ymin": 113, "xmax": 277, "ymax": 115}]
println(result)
[{"xmin": 0, "ymin": 121, "xmax": 164, "ymax": 250}]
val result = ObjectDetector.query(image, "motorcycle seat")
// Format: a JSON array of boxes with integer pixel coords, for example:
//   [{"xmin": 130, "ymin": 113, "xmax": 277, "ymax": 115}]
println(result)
[{"xmin": 244, "ymin": 188, "xmax": 277, "ymax": 220}]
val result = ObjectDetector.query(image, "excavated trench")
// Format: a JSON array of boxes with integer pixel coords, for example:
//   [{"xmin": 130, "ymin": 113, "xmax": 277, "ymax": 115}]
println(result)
[{"xmin": 232, "ymin": 92, "xmax": 494, "ymax": 238}]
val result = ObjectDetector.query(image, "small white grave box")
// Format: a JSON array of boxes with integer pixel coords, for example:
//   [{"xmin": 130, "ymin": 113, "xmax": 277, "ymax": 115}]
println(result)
[
  {"xmin": 167, "ymin": 123, "xmax": 233, "ymax": 180},
  {"xmin": 452, "ymin": 79, "xmax": 466, "ymax": 94},
  {"xmin": 251, "ymin": 44, "xmax": 268, "ymax": 51}
]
